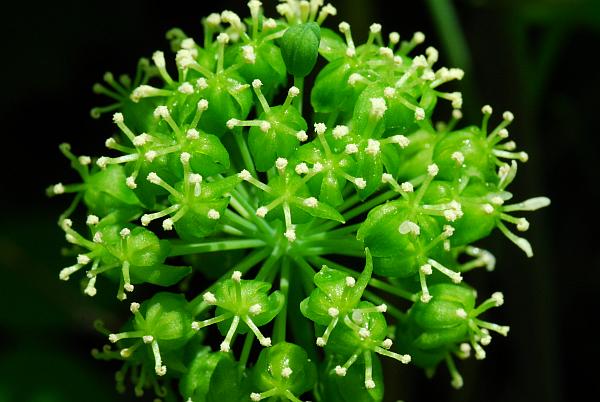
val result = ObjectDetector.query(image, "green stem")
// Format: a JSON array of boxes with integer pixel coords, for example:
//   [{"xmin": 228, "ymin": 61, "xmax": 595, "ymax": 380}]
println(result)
[
  {"xmin": 303, "ymin": 223, "xmax": 362, "ymax": 241},
  {"xmin": 292, "ymin": 256, "xmax": 316, "ymax": 293},
  {"xmin": 309, "ymin": 256, "xmax": 417, "ymax": 302},
  {"xmin": 233, "ymin": 128, "xmax": 257, "ymax": 178},
  {"xmin": 317, "ymin": 190, "xmax": 397, "ymax": 232},
  {"xmin": 239, "ymin": 332, "xmax": 255, "ymax": 368},
  {"xmin": 294, "ymin": 76, "xmax": 304, "ymax": 114},
  {"xmin": 363, "ymin": 290, "xmax": 406, "ymax": 321},
  {"xmin": 231, "ymin": 188, "xmax": 274, "ymax": 236},
  {"xmin": 302, "ymin": 238, "xmax": 364, "ymax": 256},
  {"xmin": 272, "ymin": 257, "xmax": 290, "ymax": 344},
  {"xmin": 255, "ymin": 250, "xmax": 282, "ymax": 282},
  {"xmin": 168, "ymin": 239, "xmax": 266, "ymax": 256},
  {"xmin": 189, "ymin": 247, "xmax": 271, "ymax": 316},
  {"xmin": 224, "ymin": 209, "xmax": 257, "ymax": 234}
]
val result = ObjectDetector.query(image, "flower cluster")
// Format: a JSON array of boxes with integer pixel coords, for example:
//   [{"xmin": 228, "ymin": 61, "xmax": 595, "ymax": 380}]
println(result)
[{"xmin": 49, "ymin": 1, "xmax": 549, "ymax": 401}]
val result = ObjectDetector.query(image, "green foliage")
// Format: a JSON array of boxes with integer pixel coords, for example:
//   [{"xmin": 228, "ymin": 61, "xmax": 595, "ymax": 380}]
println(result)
[{"xmin": 49, "ymin": 1, "xmax": 549, "ymax": 401}]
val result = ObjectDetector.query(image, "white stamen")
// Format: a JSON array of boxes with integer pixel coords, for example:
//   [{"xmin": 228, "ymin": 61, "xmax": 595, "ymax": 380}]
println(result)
[
  {"xmin": 376, "ymin": 304, "xmax": 387, "ymax": 313},
  {"xmin": 427, "ymin": 163, "xmax": 439, "ymax": 176},
  {"xmin": 77, "ymin": 254, "xmax": 91, "ymax": 265},
  {"xmin": 197, "ymin": 78, "xmax": 209, "ymax": 90},
  {"xmin": 242, "ymin": 45, "xmax": 256, "ymax": 64},
  {"xmin": 203, "ymin": 292, "xmax": 217, "ymax": 304},
  {"xmin": 119, "ymin": 228, "xmax": 131, "ymax": 238},
  {"xmin": 303, "ymin": 197, "xmax": 319, "ymax": 208},
  {"xmin": 252, "ymin": 79, "xmax": 263, "ymax": 89},
  {"xmin": 313, "ymin": 162, "xmax": 323, "ymax": 172},
  {"xmin": 295, "ymin": 163, "xmax": 309, "ymax": 175},
  {"xmin": 381, "ymin": 173, "xmax": 394, "ymax": 183},
  {"xmin": 238, "ymin": 169, "xmax": 252, "ymax": 181},
  {"xmin": 220, "ymin": 341, "xmax": 231, "ymax": 352},
  {"xmin": 365, "ymin": 380, "xmax": 376, "ymax": 389},
  {"xmin": 391, "ymin": 135, "xmax": 410, "ymax": 148},
  {"xmin": 348, "ymin": 73, "xmax": 364, "ymax": 86},
  {"xmin": 345, "ymin": 144, "xmax": 358, "ymax": 154},
  {"xmin": 250, "ymin": 393, "xmax": 261, "ymax": 401},
  {"xmin": 162, "ymin": 219, "xmax": 174, "ymax": 231},
  {"xmin": 130, "ymin": 302, "xmax": 140, "ymax": 313},
  {"xmin": 370, "ymin": 97, "xmax": 387, "ymax": 118},
  {"xmin": 389, "ymin": 32, "xmax": 400, "ymax": 44},
  {"xmin": 186, "ymin": 128, "xmax": 200, "ymax": 140},
  {"xmin": 180, "ymin": 152, "xmax": 191, "ymax": 164},
  {"xmin": 401, "ymin": 182, "xmax": 414, "ymax": 192},
  {"xmin": 314, "ymin": 122, "xmax": 327, "ymax": 135},
  {"xmin": 359, "ymin": 327, "xmax": 371, "ymax": 338},
  {"xmin": 354, "ymin": 178, "xmax": 367, "ymax": 189},
  {"xmin": 491, "ymin": 291, "xmax": 504, "ymax": 306},
  {"xmin": 379, "ymin": 47, "xmax": 394, "ymax": 58},
  {"xmin": 78, "ymin": 156, "xmax": 91, "ymax": 165},
  {"xmin": 420, "ymin": 264, "xmax": 433, "ymax": 275},
  {"xmin": 207, "ymin": 209, "xmax": 221, "ymax": 220},
  {"xmin": 198, "ymin": 99, "xmax": 209, "ymax": 111},
  {"xmin": 206, "ymin": 13, "xmax": 221, "ymax": 27},
  {"xmin": 382, "ymin": 338, "xmax": 393, "ymax": 349},
  {"xmin": 296, "ymin": 130, "xmax": 308, "ymax": 141},
  {"xmin": 144, "ymin": 150, "xmax": 157, "ymax": 162},
  {"xmin": 96, "ymin": 156, "xmax": 109, "ymax": 168},
  {"xmin": 231, "ymin": 270, "xmax": 242, "ymax": 282},
  {"xmin": 399, "ymin": 220, "xmax": 420, "ymax": 235},
  {"xmin": 414, "ymin": 107, "xmax": 425, "ymax": 120},
  {"xmin": 327, "ymin": 307, "xmax": 339, "ymax": 317},
  {"xmin": 288, "ymin": 86, "xmax": 300, "ymax": 97},
  {"xmin": 86, "ymin": 215, "xmax": 99, "ymax": 226},
  {"xmin": 443, "ymin": 225, "xmax": 455, "ymax": 237},
  {"xmin": 452, "ymin": 109, "xmax": 463, "ymax": 119},
  {"xmin": 451, "ymin": 151, "xmax": 465, "ymax": 165},
  {"xmin": 52, "ymin": 183, "xmax": 65, "ymax": 194},
  {"xmin": 147, "ymin": 172, "xmax": 161, "ymax": 184},
  {"xmin": 216, "ymin": 33, "xmax": 230, "ymax": 44},
  {"xmin": 260, "ymin": 337, "xmax": 271, "ymax": 347},
  {"xmin": 249, "ymin": 304, "xmax": 262, "ymax": 315},
  {"xmin": 335, "ymin": 366, "xmax": 347, "ymax": 376},
  {"xmin": 517, "ymin": 218, "xmax": 530, "ymax": 231},
  {"xmin": 503, "ymin": 111, "xmax": 514, "ymax": 122},
  {"xmin": 369, "ymin": 23, "xmax": 382, "ymax": 34},
  {"xmin": 93, "ymin": 232, "xmax": 103, "ymax": 243},
  {"xmin": 142, "ymin": 335, "xmax": 154, "ymax": 344},
  {"xmin": 284, "ymin": 229, "xmax": 296, "ymax": 242},
  {"xmin": 456, "ymin": 308, "xmax": 468, "ymax": 319},
  {"xmin": 412, "ymin": 31, "xmax": 425, "ymax": 44},
  {"xmin": 482, "ymin": 105, "xmax": 493, "ymax": 115},
  {"xmin": 259, "ymin": 121, "xmax": 271, "ymax": 132},
  {"xmin": 178, "ymin": 82, "xmax": 194, "ymax": 94},
  {"xmin": 383, "ymin": 87, "xmax": 396, "ymax": 98},
  {"xmin": 275, "ymin": 157, "xmax": 288, "ymax": 171},
  {"xmin": 112, "ymin": 112, "xmax": 124, "ymax": 123},
  {"xmin": 281, "ymin": 366, "xmax": 293, "ymax": 378},
  {"xmin": 153, "ymin": 105, "xmax": 170, "ymax": 119},
  {"xmin": 366, "ymin": 139, "xmax": 381, "ymax": 155},
  {"xmin": 256, "ymin": 207, "xmax": 268, "ymax": 218},
  {"xmin": 498, "ymin": 128, "xmax": 509, "ymax": 138},
  {"xmin": 227, "ymin": 119, "xmax": 240, "ymax": 129}
]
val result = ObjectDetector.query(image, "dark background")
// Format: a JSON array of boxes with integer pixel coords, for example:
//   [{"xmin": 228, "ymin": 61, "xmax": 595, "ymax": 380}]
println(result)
[{"xmin": 1, "ymin": 0, "xmax": 599, "ymax": 401}]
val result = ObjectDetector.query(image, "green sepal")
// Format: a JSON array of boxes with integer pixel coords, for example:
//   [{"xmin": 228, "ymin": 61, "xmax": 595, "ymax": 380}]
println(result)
[
  {"xmin": 197, "ymin": 72, "xmax": 253, "ymax": 136},
  {"xmin": 99, "ymin": 225, "xmax": 169, "ymax": 267},
  {"xmin": 206, "ymin": 356, "xmax": 249, "ymax": 402},
  {"xmin": 229, "ymin": 41, "xmax": 287, "ymax": 101},
  {"xmin": 311, "ymin": 58, "xmax": 363, "ymax": 113},
  {"xmin": 289, "ymin": 196, "xmax": 345, "ymax": 223},
  {"xmin": 301, "ymin": 250, "xmax": 372, "ymax": 325},
  {"xmin": 180, "ymin": 348, "xmax": 230, "ymax": 402},
  {"xmin": 248, "ymin": 105, "xmax": 307, "ymax": 171},
  {"xmin": 432, "ymin": 127, "xmax": 496, "ymax": 182},
  {"xmin": 136, "ymin": 292, "xmax": 194, "ymax": 349},
  {"xmin": 280, "ymin": 22, "xmax": 321, "ymax": 77},
  {"xmin": 318, "ymin": 27, "xmax": 347, "ymax": 61},
  {"xmin": 131, "ymin": 264, "xmax": 192, "ymax": 287},
  {"xmin": 252, "ymin": 342, "xmax": 317, "ymax": 395},
  {"xmin": 319, "ymin": 354, "xmax": 384, "ymax": 402},
  {"xmin": 325, "ymin": 301, "xmax": 388, "ymax": 357},
  {"xmin": 174, "ymin": 198, "xmax": 230, "ymax": 240},
  {"xmin": 384, "ymin": 128, "xmax": 436, "ymax": 180},
  {"xmin": 178, "ymin": 133, "xmax": 230, "ymax": 176},
  {"xmin": 212, "ymin": 279, "xmax": 284, "ymax": 335},
  {"xmin": 84, "ymin": 165, "xmax": 142, "ymax": 216}
]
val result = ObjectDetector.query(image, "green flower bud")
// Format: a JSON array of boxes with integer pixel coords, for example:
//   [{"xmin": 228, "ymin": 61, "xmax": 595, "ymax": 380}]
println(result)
[
  {"xmin": 280, "ymin": 22, "xmax": 321, "ymax": 77},
  {"xmin": 250, "ymin": 342, "xmax": 317, "ymax": 400},
  {"xmin": 180, "ymin": 348, "xmax": 231, "ymax": 402}
]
